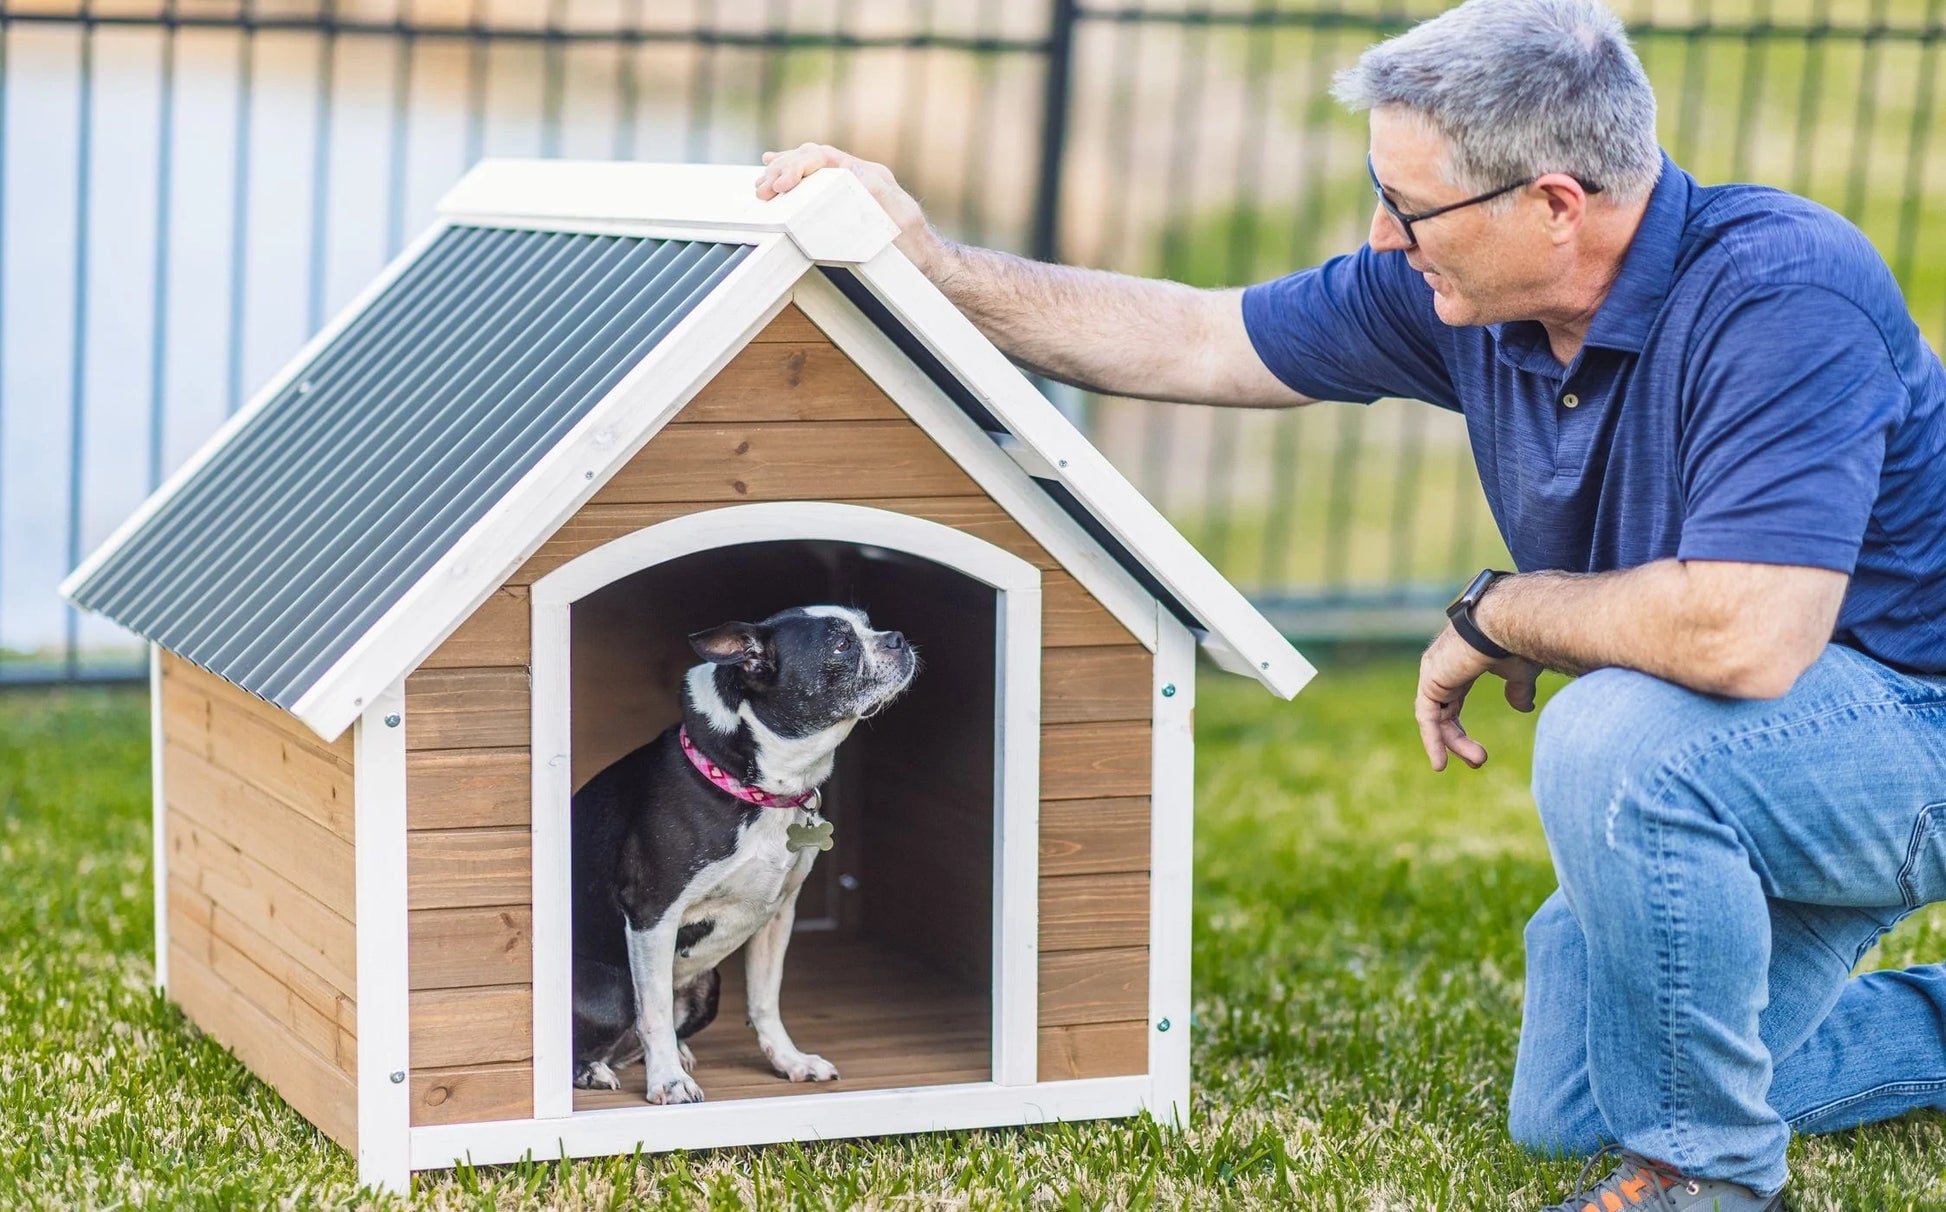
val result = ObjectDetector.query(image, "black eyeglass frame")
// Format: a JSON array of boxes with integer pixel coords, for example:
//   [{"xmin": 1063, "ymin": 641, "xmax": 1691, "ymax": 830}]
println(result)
[{"xmin": 1366, "ymin": 153, "xmax": 1605, "ymax": 246}]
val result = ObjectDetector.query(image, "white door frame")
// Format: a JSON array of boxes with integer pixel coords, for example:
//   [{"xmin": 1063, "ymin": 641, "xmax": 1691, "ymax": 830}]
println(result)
[{"xmin": 527, "ymin": 500, "xmax": 1044, "ymax": 1120}]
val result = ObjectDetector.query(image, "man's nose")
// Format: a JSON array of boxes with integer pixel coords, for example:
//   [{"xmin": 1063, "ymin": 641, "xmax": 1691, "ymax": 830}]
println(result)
[{"xmin": 1369, "ymin": 204, "xmax": 1412, "ymax": 252}]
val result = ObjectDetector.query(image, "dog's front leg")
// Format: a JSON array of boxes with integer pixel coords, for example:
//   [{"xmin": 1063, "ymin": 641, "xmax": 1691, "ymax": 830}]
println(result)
[
  {"xmin": 744, "ymin": 887, "xmax": 839, "ymax": 1082},
  {"xmin": 625, "ymin": 916, "xmax": 705, "ymax": 1104}
]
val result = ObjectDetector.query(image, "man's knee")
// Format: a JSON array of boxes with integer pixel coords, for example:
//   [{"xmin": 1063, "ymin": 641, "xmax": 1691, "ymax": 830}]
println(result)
[{"xmin": 1530, "ymin": 667, "xmax": 1715, "ymax": 855}]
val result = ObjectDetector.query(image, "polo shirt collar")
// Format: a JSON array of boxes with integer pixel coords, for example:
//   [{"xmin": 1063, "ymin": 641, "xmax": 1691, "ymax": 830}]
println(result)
[{"xmin": 1579, "ymin": 151, "xmax": 1689, "ymax": 354}]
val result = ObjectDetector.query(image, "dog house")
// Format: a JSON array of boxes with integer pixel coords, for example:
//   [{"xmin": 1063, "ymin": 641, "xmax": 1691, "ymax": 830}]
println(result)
[{"xmin": 61, "ymin": 161, "xmax": 1315, "ymax": 1192}]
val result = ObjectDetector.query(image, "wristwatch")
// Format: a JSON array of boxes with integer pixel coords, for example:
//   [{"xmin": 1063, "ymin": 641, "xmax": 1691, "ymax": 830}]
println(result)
[{"xmin": 1446, "ymin": 569, "xmax": 1514, "ymax": 660}]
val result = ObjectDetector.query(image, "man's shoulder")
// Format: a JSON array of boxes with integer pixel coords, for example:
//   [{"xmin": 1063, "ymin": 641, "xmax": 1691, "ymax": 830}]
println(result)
[{"xmin": 1677, "ymin": 181, "xmax": 1897, "ymax": 312}]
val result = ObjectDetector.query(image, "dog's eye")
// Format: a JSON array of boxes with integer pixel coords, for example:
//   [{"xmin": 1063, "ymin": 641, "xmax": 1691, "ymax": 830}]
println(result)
[{"xmin": 835, "ymin": 637, "xmax": 852, "ymax": 653}]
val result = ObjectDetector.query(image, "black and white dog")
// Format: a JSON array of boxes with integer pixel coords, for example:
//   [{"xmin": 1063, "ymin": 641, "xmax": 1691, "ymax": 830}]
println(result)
[{"xmin": 570, "ymin": 605, "xmax": 917, "ymax": 1104}]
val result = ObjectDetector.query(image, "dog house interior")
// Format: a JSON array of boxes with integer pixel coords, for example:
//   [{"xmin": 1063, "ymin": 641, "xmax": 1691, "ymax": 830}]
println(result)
[{"xmin": 567, "ymin": 538, "xmax": 998, "ymax": 1107}]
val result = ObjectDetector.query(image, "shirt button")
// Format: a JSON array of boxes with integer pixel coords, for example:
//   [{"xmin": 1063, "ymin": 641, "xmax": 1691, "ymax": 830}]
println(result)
[{"xmin": 1561, "ymin": 392, "xmax": 1580, "ymax": 408}]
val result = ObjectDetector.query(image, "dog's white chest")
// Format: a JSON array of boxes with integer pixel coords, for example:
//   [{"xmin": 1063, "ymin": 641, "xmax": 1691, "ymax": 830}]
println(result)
[{"xmin": 673, "ymin": 811, "xmax": 820, "ymax": 977}]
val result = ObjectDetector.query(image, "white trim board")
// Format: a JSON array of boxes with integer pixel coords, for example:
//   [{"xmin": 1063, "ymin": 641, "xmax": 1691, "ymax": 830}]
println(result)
[
  {"xmin": 353, "ymin": 683, "xmax": 413, "ymax": 1195},
  {"xmin": 289, "ymin": 235, "xmax": 812, "ymax": 742},
  {"xmin": 413, "ymin": 1076, "xmax": 1155, "ymax": 1171},
  {"xmin": 1147, "ymin": 607, "xmax": 1196, "ymax": 1127},
  {"xmin": 149, "ymin": 644, "xmax": 169, "ymax": 993},
  {"xmin": 439, "ymin": 160, "xmax": 899, "ymax": 263},
  {"xmin": 527, "ymin": 502, "xmax": 1044, "ymax": 1118}
]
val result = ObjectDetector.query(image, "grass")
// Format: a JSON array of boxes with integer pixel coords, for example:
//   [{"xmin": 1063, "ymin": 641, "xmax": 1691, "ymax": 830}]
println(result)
[{"xmin": 1, "ymin": 661, "xmax": 1942, "ymax": 1210}]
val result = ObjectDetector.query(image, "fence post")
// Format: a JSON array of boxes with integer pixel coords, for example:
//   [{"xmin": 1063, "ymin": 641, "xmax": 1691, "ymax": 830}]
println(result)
[{"xmin": 1030, "ymin": 0, "xmax": 1077, "ymax": 265}]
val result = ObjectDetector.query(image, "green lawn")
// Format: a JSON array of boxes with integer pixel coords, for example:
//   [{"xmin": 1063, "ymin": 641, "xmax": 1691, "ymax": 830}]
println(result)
[{"xmin": 2, "ymin": 660, "xmax": 1942, "ymax": 1210}]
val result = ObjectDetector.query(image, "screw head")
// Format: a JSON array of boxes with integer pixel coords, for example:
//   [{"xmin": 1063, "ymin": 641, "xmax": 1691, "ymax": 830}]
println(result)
[
  {"xmin": 1056, "ymin": 458, "xmax": 1069, "ymax": 469},
  {"xmin": 389, "ymin": 1070, "xmax": 405, "ymax": 1084},
  {"xmin": 1156, "ymin": 1018, "xmax": 1171, "ymax": 1032},
  {"xmin": 383, "ymin": 713, "xmax": 401, "ymax": 728},
  {"xmin": 1161, "ymin": 683, "xmax": 1176, "ymax": 698}
]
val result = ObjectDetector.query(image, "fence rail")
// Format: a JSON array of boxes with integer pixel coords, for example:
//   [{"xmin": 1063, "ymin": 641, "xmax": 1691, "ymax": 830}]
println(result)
[{"xmin": 4, "ymin": 0, "xmax": 1945, "ymax": 683}]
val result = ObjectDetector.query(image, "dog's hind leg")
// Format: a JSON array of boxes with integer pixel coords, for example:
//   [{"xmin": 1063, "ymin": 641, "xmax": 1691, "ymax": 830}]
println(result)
[
  {"xmin": 744, "ymin": 886, "xmax": 838, "ymax": 1082},
  {"xmin": 673, "ymin": 968, "xmax": 720, "ymax": 1073}
]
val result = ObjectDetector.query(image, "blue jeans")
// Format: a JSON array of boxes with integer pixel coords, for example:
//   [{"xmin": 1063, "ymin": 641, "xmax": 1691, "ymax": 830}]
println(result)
[{"xmin": 1507, "ymin": 644, "xmax": 1946, "ymax": 1197}]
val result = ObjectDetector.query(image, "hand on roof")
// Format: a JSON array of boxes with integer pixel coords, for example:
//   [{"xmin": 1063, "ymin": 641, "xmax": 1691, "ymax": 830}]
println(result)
[{"xmin": 756, "ymin": 142, "xmax": 945, "ymax": 277}]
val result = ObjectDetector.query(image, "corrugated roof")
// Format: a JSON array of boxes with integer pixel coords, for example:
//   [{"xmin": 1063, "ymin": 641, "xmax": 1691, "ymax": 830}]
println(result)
[{"xmin": 67, "ymin": 224, "xmax": 750, "ymax": 709}]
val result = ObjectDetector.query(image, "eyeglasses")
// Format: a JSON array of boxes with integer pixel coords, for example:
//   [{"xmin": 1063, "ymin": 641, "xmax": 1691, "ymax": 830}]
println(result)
[{"xmin": 1366, "ymin": 154, "xmax": 1604, "ymax": 247}]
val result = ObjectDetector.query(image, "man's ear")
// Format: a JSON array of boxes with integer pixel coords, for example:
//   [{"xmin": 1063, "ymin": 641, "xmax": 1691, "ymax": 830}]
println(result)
[{"xmin": 689, "ymin": 622, "xmax": 772, "ymax": 673}]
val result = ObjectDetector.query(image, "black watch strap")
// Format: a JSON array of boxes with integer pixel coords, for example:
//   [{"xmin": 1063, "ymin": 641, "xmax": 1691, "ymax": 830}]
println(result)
[{"xmin": 1446, "ymin": 569, "xmax": 1513, "ymax": 660}]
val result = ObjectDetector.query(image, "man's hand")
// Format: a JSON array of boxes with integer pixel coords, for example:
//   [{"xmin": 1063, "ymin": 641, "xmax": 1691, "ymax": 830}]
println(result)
[
  {"xmin": 754, "ymin": 143, "xmax": 944, "ymax": 275},
  {"xmin": 1416, "ymin": 624, "xmax": 1542, "ymax": 771}
]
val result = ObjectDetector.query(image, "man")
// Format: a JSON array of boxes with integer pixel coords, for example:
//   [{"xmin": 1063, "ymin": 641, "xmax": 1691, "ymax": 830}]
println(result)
[{"xmin": 754, "ymin": 0, "xmax": 1946, "ymax": 1207}]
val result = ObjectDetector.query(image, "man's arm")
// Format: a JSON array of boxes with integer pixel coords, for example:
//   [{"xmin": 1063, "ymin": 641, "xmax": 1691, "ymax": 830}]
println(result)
[
  {"xmin": 755, "ymin": 143, "xmax": 1312, "ymax": 408},
  {"xmin": 1474, "ymin": 559, "xmax": 1847, "ymax": 698},
  {"xmin": 1416, "ymin": 559, "xmax": 1847, "ymax": 772}
]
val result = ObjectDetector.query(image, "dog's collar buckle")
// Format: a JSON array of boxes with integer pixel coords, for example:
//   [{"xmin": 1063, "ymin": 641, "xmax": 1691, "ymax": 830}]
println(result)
[{"xmin": 678, "ymin": 725, "xmax": 822, "ymax": 811}]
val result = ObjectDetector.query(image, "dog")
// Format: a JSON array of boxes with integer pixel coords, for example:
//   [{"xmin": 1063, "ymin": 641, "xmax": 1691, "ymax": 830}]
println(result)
[{"xmin": 570, "ymin": 605, "xmax": 917, "ymax": 1104}]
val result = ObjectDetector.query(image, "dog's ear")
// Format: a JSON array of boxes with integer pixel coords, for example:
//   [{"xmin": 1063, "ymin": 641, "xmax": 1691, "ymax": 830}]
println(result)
[{"xmin": 688, "ymin": 622, "xmax": 772, "ymax": 673}]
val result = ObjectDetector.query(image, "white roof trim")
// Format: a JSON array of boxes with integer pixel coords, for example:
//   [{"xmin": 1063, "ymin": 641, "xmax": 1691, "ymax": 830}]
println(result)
[
  {"xmin": 845, "ymin": 247, "xmax": 1315, "ymax": 700},
  {"xmin": 289, "ymin": 235, "xmax": 816, "ymax": 741},
  {"xmin": 438, "ymin": 160, "xmax": 900, "ymax": 264}
]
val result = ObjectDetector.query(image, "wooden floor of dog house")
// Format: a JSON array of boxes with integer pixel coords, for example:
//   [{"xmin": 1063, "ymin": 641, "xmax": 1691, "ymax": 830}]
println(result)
[{"xmin": 573, "ymin": 933, "xmax": 991, "ymax": 1110}]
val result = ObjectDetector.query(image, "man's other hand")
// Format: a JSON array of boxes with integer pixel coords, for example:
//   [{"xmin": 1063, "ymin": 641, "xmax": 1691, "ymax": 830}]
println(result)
[
  {"xmin": 1416, "ymin": 625, "xmax": 1542, "ymax": 771},
  {"xmin": 754, "ymin": 143, "xmax": 942, "ymax": 275}
]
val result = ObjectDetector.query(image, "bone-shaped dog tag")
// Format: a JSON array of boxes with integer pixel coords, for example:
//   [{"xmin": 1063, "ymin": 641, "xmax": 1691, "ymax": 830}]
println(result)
[{"xmin": 786, "ymin": 820, "xmax": 835, "ymax": 853}]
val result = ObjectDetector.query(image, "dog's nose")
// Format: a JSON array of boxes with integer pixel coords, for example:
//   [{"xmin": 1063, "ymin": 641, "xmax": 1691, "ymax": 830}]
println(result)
[{"xmin": 881, "ymin": 631, "xmax": 905, "ymax": 650}]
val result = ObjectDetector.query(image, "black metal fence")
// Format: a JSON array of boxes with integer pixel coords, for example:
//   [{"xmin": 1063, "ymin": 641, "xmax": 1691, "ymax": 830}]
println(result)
[{"xmin": 5, "ymin": 0, "xmax": 1945, "ymax": 682}]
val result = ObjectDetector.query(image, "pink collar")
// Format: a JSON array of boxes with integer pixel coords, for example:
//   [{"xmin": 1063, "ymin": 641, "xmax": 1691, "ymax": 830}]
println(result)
[{"xmin": 679, "ymin": 726, "xmax": 819, "ymax": 810}]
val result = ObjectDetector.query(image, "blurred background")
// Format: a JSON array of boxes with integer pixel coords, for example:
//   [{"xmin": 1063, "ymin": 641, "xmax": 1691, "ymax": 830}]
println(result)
[{"xmin": 5, "ymin": 0, "xmax": 1945, "ymax": 682}]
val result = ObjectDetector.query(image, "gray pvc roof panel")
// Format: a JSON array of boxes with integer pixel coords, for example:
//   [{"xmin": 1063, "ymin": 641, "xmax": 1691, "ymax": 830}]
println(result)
[{"xmin": 69, "ymin": 225, "xmax": 751, "ymax": 709}]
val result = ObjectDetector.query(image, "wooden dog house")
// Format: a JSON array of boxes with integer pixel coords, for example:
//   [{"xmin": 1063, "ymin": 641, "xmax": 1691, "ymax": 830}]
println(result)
[{"xmin": 61, "ymin": 161, "xmax": 1314, "ymax": 1192}]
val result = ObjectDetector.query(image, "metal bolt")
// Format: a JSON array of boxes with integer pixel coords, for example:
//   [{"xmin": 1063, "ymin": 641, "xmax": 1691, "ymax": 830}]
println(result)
[
  {"xmin": 1260, "ymin": 661, "xmax": 1270, "ymax": 670},
  {"xmin": 390, "ymin": 1071, "xmax": 405, "ymax": 1084},
  {"xmin": 296, "ymin": 380, "xmax": 314, "ymax": 395},
  {"xmin": 1156, "ymin": 1018, "xmax": 1171, "ymax": 1033},
  {"xmin": 384, "ymin": 713, "xmax": 401, "ymax": 728},
  {"xmin": 1056, "ymin": 458, "xmax": 1069, "ymax": 469},
  {"xmin": 584, "ymin": 469, "xmax": 595, "ymax": 480},
  {"xmin": 838, "ymin": 873, "xmax": 859, "ymax": 892},
  {"xmin": 1161, "ymin": 683, "xmax": 1176, "ymax": 698}
]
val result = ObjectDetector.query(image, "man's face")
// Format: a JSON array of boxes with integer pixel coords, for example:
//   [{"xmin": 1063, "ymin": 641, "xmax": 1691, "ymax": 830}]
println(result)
[{"xmin": 1365, "ymin": 107, "xmax": 1554, "ymax": 328}]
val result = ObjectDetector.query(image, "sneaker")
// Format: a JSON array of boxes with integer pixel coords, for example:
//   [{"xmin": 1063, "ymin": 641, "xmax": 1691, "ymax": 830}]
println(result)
[{"xmin": 1540, "ymin": 1146, "xmax": 1783, "ymax": 1212}]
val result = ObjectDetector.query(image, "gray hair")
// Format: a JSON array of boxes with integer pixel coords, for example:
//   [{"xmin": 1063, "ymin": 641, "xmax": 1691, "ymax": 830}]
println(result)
[{"xmin": 1332, "ymin": 0, "xmax": 1662, "ymax": 204}]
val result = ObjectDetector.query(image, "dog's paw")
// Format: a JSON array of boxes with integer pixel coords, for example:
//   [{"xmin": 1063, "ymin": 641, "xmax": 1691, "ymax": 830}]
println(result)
[
  {"xmin": 766, "ymin": 1047, "xmax": 839, "ymax": 1083},
  {"xmin": 573, "ymin": 1061, "xmax": 621, "ymax": 1091},
  {"xmin": 678, "ymin": 1042, "xmax": 697, "ymax": 1073},
  {"xmin": 645, "ymin": 1068, "xmax": 705, "ymax": 1105}
]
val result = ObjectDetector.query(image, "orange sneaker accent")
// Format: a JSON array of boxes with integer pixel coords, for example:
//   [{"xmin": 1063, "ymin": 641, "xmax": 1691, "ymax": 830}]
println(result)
[
  {"xmin": 1621, "ymin": 1176, "xmax": 1649, "ymax": 1202},
  {"xmin": 1602, "ymin": 1194, "xmax": 1625, "ymax": 1212}
]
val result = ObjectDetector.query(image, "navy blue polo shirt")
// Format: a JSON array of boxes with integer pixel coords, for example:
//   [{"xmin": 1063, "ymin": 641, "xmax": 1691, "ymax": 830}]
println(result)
[{"xmin": 1241, "ymin": 152, "xmax": 1946, "ymax": 674}]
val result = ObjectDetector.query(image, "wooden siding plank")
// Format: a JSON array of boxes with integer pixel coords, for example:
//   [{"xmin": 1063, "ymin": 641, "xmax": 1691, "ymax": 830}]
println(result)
[
  {"xmin": 1039, "ymin": 948, "xmax": 1149, "ymax": 1027},
  {"xmin": 412, "ymin": 1062, "xmax": 533, "ymax": 1126},
  {"xmin": 173, "ymin": 899, "xmax": 348, "ymax": 1075},
  {"xmin": 162, "ymin": 661, "xmax": 355, "ymax": 842},
  {"xmin": 169, "ymin": 943, "xmax": 359, "ymax": 1149},
  {"xmin": 1037, "ymin": 1020, "xmax": 1147, "ymax": 1081},
  {"xmin": 419, "ymin": 586, "xmax": 529, "ymax": 670},
  {"xmin": 411, "ymin": 986, "xmax": 533, "ymax": 1069},
  {"xmin": 1041, "ymin": 872, "xmax": 1150, "ymax": 952},
  {"xmin": 165, "ymin": 741, "xmax": 356, "ymax": 921},
  {"xmin": 745, "ymin": 304, "xmax": 825, "ymax": 344},
  {"xmin": 407, "ymin": 829, "xmax": 531, "ymax": 910},
  {"xmin": 1040, "ymin": 797, "xmax": 1151, "ymax": 877},
  {"xmin": 589, "ymin": 420, "xmax": 986, "ymax": 505},
  {"xmin": 1042, "ymin": 646, "xmax": 1153, "ymax": 724},
  {"xmin": 670, "ymin": 342, "xmax": 905, "ymax": 424},
  {"xmin": 408, "ymin": 906, "xmax": 532, "ymax": 990},
  {"xmin": 162, "ymin": 651, "xmax": 353, "ymax": 764},
  {"xmin": 1041, "ymin": 721, "xmax": 1152, "ymax": 800},
  {"xmin": 404, "ymin": 667, "xmax": 529, "ymax": 751},
  {"xmin": 406, "ymin": 749, "xmax": 530, "ymax": 831},
  {"xmin": 1044, "ymin": 573, "xmax": 1142, "ymax": 648},
  {"xmin": 166, "ymin": 811, "xmax": 357, "ymax": 997}
]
